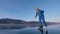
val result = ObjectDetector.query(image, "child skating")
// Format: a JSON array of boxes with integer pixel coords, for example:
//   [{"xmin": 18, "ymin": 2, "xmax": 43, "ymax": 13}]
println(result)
[{"xmin": 34, "ymin": 7, "xmax": 48, "ymax": 34}]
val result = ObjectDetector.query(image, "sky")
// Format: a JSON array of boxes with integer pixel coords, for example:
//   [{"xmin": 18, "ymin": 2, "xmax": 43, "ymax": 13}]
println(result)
[{"xmin": 0, "ymin": 0, "xmax": 60, "ymax": 22}]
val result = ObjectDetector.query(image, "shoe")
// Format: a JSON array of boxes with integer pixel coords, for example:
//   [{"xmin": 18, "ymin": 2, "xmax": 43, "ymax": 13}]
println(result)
[
  {"xmin": 45, "ymin": 23, "xmax": 47, "ymax": 27},
  {"xmin": 39, "ymin": 25, "xmax": 43, "ymax": 31}
]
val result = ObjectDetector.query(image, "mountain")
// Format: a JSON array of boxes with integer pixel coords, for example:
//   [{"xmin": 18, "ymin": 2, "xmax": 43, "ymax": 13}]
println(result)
[
  {"xmin": 0, "ymin": 18, "xmax": 26, "ymax": 24},
  {"xmin": 0, "ymin": 18, "xmax": 60, "ymax": 29},
  {"xmin": 0, "ymin": 18, "xmax": 60, "ymax": 25}
]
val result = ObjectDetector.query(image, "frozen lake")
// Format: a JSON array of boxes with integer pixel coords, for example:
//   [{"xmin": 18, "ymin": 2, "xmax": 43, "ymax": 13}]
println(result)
[{"xmin": 0, "ymin": 25, "xmax": 60, "ymax": 34}]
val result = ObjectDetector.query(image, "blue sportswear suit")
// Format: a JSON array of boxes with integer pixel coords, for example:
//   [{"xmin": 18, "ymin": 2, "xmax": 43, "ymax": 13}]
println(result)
[{"xmin": 35, "ymin": 9, "xmax": 46, "ymax": 25}]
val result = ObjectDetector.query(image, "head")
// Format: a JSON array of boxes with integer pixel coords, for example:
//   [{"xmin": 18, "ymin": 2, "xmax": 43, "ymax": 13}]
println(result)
[{"xmin": 35, "ymin": 7, "xmax": 40, "ymax": 12}]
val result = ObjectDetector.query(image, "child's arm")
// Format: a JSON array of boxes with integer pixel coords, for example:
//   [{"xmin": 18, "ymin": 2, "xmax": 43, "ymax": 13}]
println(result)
[{"xmin": 34, "ymin": 12, "xmax": 38, "ymax": 19}]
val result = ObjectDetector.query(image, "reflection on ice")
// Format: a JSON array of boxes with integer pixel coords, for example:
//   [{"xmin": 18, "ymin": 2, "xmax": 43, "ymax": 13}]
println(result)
[{"xmin": 0, "ymin": 25, "xmax": 60, "ymax": 34}]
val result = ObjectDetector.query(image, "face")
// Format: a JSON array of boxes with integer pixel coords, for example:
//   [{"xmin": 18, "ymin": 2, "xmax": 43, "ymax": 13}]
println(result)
[{"xmin": 36, "ymin": 8, "xmax": 40, "ymax": 12}]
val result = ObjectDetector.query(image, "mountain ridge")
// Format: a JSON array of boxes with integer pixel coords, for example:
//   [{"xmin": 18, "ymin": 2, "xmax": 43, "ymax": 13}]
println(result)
[{"xmin": 0, "ymin": 18, "xmax": 60, "ymax": 25}]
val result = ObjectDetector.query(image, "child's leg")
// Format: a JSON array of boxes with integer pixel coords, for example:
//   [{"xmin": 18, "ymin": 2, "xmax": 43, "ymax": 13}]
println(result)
[
  {"xmin": 42, "ymin": 15, "xmax": 47, "ymax": 27},
  {"xmin": 39, "ymin": 17, "xmax": 42, "ymax": 26},
  {"xmin": 39, "ymin": 17, "xmax": 44, "ymax": 31}
]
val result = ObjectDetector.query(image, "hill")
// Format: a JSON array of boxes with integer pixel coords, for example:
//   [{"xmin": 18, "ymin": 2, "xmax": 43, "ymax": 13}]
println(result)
[{"xmin": 0, "ymin": 18, "xmax": 60, "ymax": 29}]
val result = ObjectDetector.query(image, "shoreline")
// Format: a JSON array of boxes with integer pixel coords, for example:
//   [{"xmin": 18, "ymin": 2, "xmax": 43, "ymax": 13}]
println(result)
[{"xmin": 0, "ymin": 23, "xmax": 59, "ymax": 29}]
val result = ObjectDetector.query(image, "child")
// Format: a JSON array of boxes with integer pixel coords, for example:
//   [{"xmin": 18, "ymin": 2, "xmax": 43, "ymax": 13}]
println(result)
[{"xmin": 34, "ymin": 7, "xmax": 47, "ymax": 31}]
